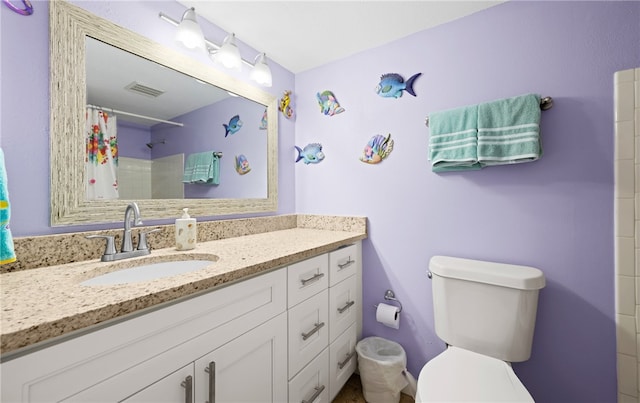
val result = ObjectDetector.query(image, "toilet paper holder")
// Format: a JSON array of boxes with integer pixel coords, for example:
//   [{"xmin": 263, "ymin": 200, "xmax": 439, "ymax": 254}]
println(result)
[{"xmin": 373, "ymin": 289, "xmax": 403, "ymax": 313}]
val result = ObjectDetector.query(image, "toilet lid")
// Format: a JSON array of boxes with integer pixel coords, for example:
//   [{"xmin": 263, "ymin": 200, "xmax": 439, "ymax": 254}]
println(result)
[{"xmin": 416, "ymin": 346, "xmax": 533, "ymax": 402}]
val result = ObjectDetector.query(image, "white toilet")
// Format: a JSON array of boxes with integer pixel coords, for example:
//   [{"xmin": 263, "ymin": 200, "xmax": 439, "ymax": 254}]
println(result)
[{"xmin": 416, "ymin": 255, "xmax": 545, "ymax": 402}]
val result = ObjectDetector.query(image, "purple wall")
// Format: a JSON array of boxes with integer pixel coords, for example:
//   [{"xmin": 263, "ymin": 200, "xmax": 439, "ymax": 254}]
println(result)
[
  {"xmin": 294, "ymin": 2, "xmax": 639, "ymax": 402},
  {"xmin": 2, "ymin": 0, "xmax": 639, "ymax": 401},
  {"xmin": 0, "ymin": 0, "xmax": 296, "ymax": 235}
]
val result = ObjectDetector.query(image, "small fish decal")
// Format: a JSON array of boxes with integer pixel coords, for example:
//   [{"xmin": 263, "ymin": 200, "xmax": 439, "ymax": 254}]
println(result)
[
  {"xmin": 259, "ymin": 109, "xmax": 268, "ymax": 130},
  {"xmin": 279, "ymin": 90, "xmax": 294, "ymax": 119},
  {"xmin": 223, "ymin": 115, "xmax": 243, "ymax": 137},
  {"xmin": 375, "ymin": 73, "xmax": 422, "ymax": 98},
  {"xmin": 235, "ymin": 154, "xmax": 251, "ymax": 175},
  {"xmin": 360, "ymin": 134, "xmax": 394, "ymax": 164},
  {"xmin": 295, "ymin": 143, "xmax": 325, "ymax": 164},
  {"xmin": 316, "ymin": 90, "xmax": 345, "ymax": 116}
]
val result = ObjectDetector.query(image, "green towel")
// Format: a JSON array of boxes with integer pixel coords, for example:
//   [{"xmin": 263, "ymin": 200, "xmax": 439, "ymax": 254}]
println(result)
[
  {"xmin": 0, "ymin": 148, "xmax": 16, "ymax": 265},
  {"xmin": 429, "ymin": 104, "xmax": 482, "ymax": 172},
  {"xmin": 182, "ymin": 152, "xmax": 220, "ymax": 185},
  {"xmin": 477, "ymin": 94, "xmax": 542, "ymax": 166}
]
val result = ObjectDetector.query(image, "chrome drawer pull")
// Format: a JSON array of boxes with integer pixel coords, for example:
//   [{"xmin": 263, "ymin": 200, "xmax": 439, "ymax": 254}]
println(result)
[
  {"xmin": 204, "ymin": 361, "xmax": 216, "ymax": 403},
  {"xmin": 337, "ymin": 300, "xmax": 355, "ymax": 314},
  {"xmin": 338, "ymin": 351, "xmax": 357, "ymax": 369},
  {"xmin": 337, "ymin": 258, "xmax": 355, "ymax": 270},
  {"xmin": 301, "ymin": 322, "xmax": 325, "ymax": 341},
  {"xmin": 181, "ymin": 375, "xmax": 193, "ymax": 403},
  {"xmin": 301, "ymin": 385, "xmax": 325, "ymax": 403},
  {"xmin": 300, "ymin": 272, "xmax": 324, "ymax": 286}
]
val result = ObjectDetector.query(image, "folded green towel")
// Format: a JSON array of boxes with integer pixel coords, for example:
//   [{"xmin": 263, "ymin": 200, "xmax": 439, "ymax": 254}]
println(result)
[
  {"xmin": 0, "ymin": 148, "xmax": 16, "ymax": 265},
  {"xmin": 182, "ymin": 152, "xmax": 220, "ymax": 185},
  {"xmin": 429, "ymin": 104, "xmax": 482, "ymax": 172},
  {"xmin": 477, "ymin": 94, "xmax": 542, "ymax": 165}
]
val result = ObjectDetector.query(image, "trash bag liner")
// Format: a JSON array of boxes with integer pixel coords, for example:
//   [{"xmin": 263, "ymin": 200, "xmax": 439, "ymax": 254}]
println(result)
[{"xmin": 356, "ymin": 336, "xmax": 412, "ymax": 403}]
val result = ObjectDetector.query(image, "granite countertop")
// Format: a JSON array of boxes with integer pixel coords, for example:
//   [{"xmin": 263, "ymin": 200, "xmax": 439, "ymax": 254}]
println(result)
[{"xmin": 1, "ymin": 227, "xmax": 366, "ymax": 357}]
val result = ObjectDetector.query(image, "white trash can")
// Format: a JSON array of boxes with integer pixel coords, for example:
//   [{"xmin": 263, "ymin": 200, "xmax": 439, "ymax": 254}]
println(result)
[{"xmin": 355, "ymin": 337, "xmax": 416, "ymax": 403}]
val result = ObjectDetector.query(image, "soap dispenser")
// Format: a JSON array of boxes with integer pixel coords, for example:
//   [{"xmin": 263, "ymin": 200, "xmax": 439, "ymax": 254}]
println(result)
[{"xmin": 175, "ymin": 208, "xmax": 196, "ymax": 250}]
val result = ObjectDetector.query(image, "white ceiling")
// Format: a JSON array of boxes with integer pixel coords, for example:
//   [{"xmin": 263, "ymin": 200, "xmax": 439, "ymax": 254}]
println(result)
[{"xmin": 179, "ymin": 1, "xmax": 505, "ymax": 74}]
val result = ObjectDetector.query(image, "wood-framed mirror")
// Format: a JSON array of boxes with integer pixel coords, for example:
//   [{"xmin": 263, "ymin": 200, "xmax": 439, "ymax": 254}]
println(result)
[{"xmin": 49, "ymin": 1, "xmax": 278, "ymax": 226}]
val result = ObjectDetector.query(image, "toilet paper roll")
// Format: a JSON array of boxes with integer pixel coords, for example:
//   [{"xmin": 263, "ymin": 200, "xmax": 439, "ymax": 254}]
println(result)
[{"xmin": 376, "ymin": 302, "xmax": 400, "ymax": 329}]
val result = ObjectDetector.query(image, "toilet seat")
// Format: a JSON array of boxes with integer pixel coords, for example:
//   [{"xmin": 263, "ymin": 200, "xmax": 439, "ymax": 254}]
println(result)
[{"xmin": 416, "ymin": 346, "xmax": 533, "ymax": 402}]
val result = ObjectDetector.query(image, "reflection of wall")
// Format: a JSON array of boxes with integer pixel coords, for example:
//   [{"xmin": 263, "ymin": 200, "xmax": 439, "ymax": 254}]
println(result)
[
  {"xmin": 152, "ymin": 154, "xmax": 184, "ymax": 199},
  {"xmin": 118, "ymin": 157, "xmax": 151, "ymax": 199},
  {"xmin": 151, "ymin": 96, "xmax": 267, "ymax": 199},
  {"xmin": 117, "ymin": 121, "xmax": 152, "ymax": 159}
]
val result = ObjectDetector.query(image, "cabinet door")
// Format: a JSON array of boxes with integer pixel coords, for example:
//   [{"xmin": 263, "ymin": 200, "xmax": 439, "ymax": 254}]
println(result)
[
  {"xmin": 194, "ymin": 312, "xmax": 287, "ymax": 403},
  {"xmin": 122, "ymin": 363, "xmax": 194, "ymax": 403}
]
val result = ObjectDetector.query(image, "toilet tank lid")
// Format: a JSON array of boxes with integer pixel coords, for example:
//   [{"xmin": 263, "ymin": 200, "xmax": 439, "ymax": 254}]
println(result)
[{"xmin": 429, "ymin": 256, "xmax": 545, "ymax": 290}]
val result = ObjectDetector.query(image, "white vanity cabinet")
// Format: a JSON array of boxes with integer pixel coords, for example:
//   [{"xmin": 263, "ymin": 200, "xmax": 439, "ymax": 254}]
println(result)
[
  {"xmin": 0, "ymin": 241, "xmax": 362, "ymax": 403},
  {"xmin": 1, "ymin": 268, "xmax": 288, "ymax": 403},
  {"xmin": 287, "ymin": 243, "xmax": 363, "ymax": 402}
]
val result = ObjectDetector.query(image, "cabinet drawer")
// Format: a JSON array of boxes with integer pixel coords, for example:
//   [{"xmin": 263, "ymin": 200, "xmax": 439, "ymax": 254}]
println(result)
[
  {"xmin": 329, "ymin": 323, "xmax": 358, "ymax": 401},
  {"xmin": 329, "ymin": 244, "xmax": 359, "ymax": 287},
  {"xmin": 329, "ymin": 274, "xmax": 358, "ymax": 342},
  {"xmin": 289, "ymin": 348, "xmax": 330, "ymax": 403},
  {"xmin": 288, "ymin": 254, "xmax": 329, "ymax": 308},
  {"xmin": 288, "ymin": 289, "xmax": 329, "ymax": 378}
]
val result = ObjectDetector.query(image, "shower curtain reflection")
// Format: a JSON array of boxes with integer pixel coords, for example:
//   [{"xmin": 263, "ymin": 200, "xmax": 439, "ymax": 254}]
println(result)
[{"xmin": 85, "ymin": 108, "xmax": 119, "ymax": 200}]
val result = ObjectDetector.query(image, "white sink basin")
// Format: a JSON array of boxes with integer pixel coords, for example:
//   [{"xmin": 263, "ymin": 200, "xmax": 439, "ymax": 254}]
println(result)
[{"xmin": 81, "ymin": 259, "xmax": 216, "ymax": 286}]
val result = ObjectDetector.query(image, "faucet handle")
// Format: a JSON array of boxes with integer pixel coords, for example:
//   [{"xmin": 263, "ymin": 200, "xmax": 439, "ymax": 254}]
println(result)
[
  {"xmin": 137, "ymin": 228, "xmax": 161, "ymax": 251},
  {"xmin": 86, "ymin": 235, "xmax": 117, "ymax": 257}
]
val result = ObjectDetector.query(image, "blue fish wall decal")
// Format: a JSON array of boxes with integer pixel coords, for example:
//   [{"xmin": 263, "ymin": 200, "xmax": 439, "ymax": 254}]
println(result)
[
  {"xmin": 224, "ymin": 115, "xmax": 243, "ymax": 137},
  {"xmin": 295, "ymin": 143, "xmax": 325, "ymax": 164},
  {"xmin": 375, "ymin": 73, "xmax": 422, "ymax": 98}
]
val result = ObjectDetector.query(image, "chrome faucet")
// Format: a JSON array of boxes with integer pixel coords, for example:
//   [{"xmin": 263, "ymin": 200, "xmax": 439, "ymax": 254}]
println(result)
[
  {"xmin": 86, "ymin": 202, "xmax": 160, "ymax": 262},
  {"xmin": 121, "ymin": 202, "xmax": 142, "ymax": 253}
]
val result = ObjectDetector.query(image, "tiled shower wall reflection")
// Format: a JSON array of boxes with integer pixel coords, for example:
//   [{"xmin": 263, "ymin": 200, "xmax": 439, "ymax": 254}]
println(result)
[
  {"xmin": 118, "ymin": 154, "xmax": 184, "ymax": 200},
  {"xmin": 615, "ymin": 67, "xmax": 640, "ymax": 402},
  {"xmin": 118, "ymin": 157, "xmax": 152, "ymax": 199}
]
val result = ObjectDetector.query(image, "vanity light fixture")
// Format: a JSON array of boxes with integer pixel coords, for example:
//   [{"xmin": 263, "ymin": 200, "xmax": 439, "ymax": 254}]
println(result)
[
  {"xmin": 250, "ymin": 53, "xmax": 273, "ymax": 87},
  {"xmin": 174, "ymin": 7, "xmax": 205, "ymax": 50},
  {"xmin": 159, "ymin": 8, "xmax": 273, "ymax": 87},
  {"xmin": 210, "ymin": 33, "xmax": 242, "ymax": 71}
]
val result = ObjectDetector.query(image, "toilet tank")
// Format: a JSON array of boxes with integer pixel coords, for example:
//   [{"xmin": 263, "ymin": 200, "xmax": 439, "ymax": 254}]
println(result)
[{"xmin": 429, "ymin": 256, "xmax": 545, "ymax": 362}]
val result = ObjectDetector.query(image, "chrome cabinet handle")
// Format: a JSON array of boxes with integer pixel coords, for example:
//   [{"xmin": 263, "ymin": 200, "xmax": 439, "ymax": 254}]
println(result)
[
  {"xmin": 337, "ymin": 258, "xmax": 355, "ymax": 270},
  {"xmin": 180, "ymin": 375, "xmax": 193, "ymax": 403},
  {"xmin": 300, "ymin": 272, "xmax": 324, "ymax": 286},
  {"xmin": 337, "ymin": 300, "xmax": 355, "ymax": 314},
  {"xmin": 338, "ymin": 351, "xmax": 356, "ymax": 369},
  {"xmin": 301, "ymin": 385, "xmax": 325, "ymax": 403},
  {"xmin": 204, "ymin": 361, "xmax": 216, "ymax": 403},
  {"xmin": 301, "ymin": 322, "xmax": 325, "ymax": 341}
]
